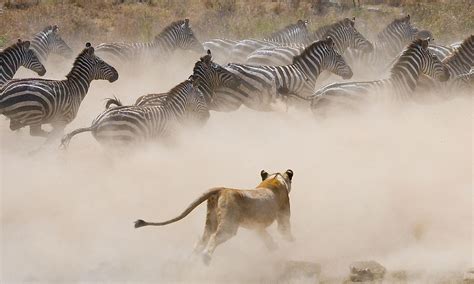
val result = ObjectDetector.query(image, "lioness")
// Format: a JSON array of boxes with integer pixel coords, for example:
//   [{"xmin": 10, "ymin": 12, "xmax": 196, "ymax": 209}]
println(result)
[{"xmin": 134, "ymin": 169, "xmax": 294, "ymax": 264}]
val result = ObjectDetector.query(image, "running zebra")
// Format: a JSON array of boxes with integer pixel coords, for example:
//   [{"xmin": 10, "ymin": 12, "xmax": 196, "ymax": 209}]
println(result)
[
  {"xmin": 30, "ymin": 25, "xmax": 73, "ymax": 63},
  {"xmin": 246, "ymin": 18, "xmax": 373, "ymax": 66},
  {"xmin": 345, "ymin": 15, "xmax": 422, "ymax": 77},
  {"xmin": 0, "ymin": 39, "xmax": 46, "ymax": 87},
  {"xmin": 0, "ymin": 43, "xmax": 118, "ymax": 139},
  {"xmin": 230, "ymin": 20, "xmax": 310, "ymax": 62},
  {"xmin": 60, "ymin": 50, "xmax": 241, "ymax": 147},
  {"xmin": 95, "ymin": 19, "xmax": 204, "ymax": 64},
  {"xmin": 203, "ymin": 38, "xmax": 239, "ymax": 63},
  {"xmin": 211, "ymin": 37, "xmax": 353, "ymax": 112},
  {"xmin": 309, "ymin": 39, "xmax": 449, "ymax": 116},
  {"xmin": 417, "ymin": 35, "xmax": 474, "ymax": 95}
]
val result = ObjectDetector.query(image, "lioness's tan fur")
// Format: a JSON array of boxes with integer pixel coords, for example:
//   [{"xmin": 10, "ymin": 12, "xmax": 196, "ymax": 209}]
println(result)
[{"xmin": 134, "ymin": 169, "xmax": 294, "ymax": 264}]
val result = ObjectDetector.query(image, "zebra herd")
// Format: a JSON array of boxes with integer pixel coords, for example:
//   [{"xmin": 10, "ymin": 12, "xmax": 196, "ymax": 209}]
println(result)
[{"xmin": 0, "ymin": 16, "xmax": 472, "ymax": 148}]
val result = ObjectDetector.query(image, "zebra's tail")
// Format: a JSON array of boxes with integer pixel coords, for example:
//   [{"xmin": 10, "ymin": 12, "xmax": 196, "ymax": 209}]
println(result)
[
  {"xmin": 60, "ymin": 127, "xmax": 94, "ymax": 149},
  {"xmin": 105, "ymin": 96, "xmax": 123, "ymax": 109},
  {"xmin": 134, "ymin": 187, "xmax": 224, "ymax": 228}
]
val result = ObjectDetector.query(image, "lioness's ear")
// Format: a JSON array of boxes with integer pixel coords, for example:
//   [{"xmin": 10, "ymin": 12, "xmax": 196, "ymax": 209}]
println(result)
[
  {"xmin": 286, "ymin": 169, "xmax": 294, "ymax": 181},
  {"xmin": 260, "ymin": 170, "xmax": 268, "ymax": 181}
]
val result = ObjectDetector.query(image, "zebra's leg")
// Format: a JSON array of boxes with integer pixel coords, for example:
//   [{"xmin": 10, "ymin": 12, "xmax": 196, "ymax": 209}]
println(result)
[
  {"xmin": 45, "ymin": 124, "xmax": 66, "ymax": 144},
  {"xmin": 194, "ymin": 196, "xmax": 218, "ymax": 254},
  {"xmin": 29, "ymin": 125, "xmax": 49, "ymax": 137},
  {"xmin": 257, "ymin": 229, "xmax": 278, "ymax": 251}
]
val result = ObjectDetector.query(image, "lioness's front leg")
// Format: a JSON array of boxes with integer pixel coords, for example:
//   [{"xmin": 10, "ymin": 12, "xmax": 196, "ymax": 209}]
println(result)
[
  {"xmin": 257, "ymin": 229, "xmax": 278, "ymax": 251},
  {"xmin": 277, "ymin": 212, "xmax": 294, "ymax": 242}
]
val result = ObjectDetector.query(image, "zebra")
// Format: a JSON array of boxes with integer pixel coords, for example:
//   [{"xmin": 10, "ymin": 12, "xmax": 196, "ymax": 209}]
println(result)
[
  {"xmin": 95, "ymin": 19, "xmax": 204, "ymax": 64},
  {"xmin": 246, "ymin": 17, "xmax": 373, "ymax": 66},
  {"xmin": 230, "ymin": 20, "xmax": 310, "ymax": 62},
  {"xmin": 309, "ymin": 38, "xmax": 450, "ymax": 116},
  {"xmin": 210, "ymin": 37, "xmax": 353, "ymax": 112},
  {"xmin": 203, "ymin": 38, "xmax": 239, "ymax": 63},
  {"xmin": 345, "ymin": 15, "xmax": 422, "ymax": 77},
  {"xmin": 60, "ymin": 50, "xmax": 241, "ymax": 147},
  {"xmin": 417, "ymin": 35, "xmax": 474, "ymax": 96},
  {"xmin": 30, "ymin": 25, "xmax": 73, "ymax": 63},
  {"xmin": 0, "ymin": 43, "xmax": 118, "ymax": 140},
  {"xmin": 0, "ymin": 39, "xmax": 46, "ymax": 87}
]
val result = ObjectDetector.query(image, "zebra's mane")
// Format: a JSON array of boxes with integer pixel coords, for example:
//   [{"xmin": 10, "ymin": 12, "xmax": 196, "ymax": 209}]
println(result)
[
  {"xmin": 292, "ymin": 39, "xmax": 330, "ymax": 64},
  {"xmin": 154, "ymin": 19, "xmax": 188, "ymax": 41},
  {"xmin": 443, "ymin": 35, "xmax": 474, "ymax": 65},
  {"xmin": 390, "ymin": 38, "xmax": 425, "ymax": 76},
  {"xmin": 312, "ymin": 18, "xmax": 352, "ymax": 40},
  {"xmin": 163, "ymin": 79, "xmax": 193, "ymax": 103},
  {"xmin": 265, "ymin": 20, "xmax": 308, "ymax": 41},
  {"xmin": 1, "ymin": 41, "xmax": 25, "ymax": 54},
  {"xmin": 65, "ymin": 48, "xmax": 90, "ymax": 79}
]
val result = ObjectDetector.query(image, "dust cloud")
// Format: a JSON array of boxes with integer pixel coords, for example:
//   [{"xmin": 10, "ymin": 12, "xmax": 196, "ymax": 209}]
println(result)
[{"xmin": 0, "ymin": 49, "xmax": 472, "ymax": 283}]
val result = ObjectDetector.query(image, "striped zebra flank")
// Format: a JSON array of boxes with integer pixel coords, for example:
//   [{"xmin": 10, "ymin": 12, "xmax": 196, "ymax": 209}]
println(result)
[
  {"xmin": 0, "ymin": 43, "xmax": 118, "ymax": 139},
  {"xmin": 95, "ymin": 19, "xmax": 204, "ymax": 65},
  {"xmin": 0, "ymin": 39, "xmax": 46, "ymax": 87},
  {"xmin": 60, "ymin": 50, "xmax": 241, "ymax": 147},
  {"xmin": 230, "ymin": 19, "xmax": 310, "ymax": 62},
  {"xmin": 203, "ymin": 38, "xmax": 239, "ymax": 63},
  {"xmin": 211, "ymin": 37, "xmax": 353, "ymax": 112},
  {"xmin": 246, "ymin": 17, "xmax": 373, "ymax": 66},
  {"xmin": 30, "ymin": 25, "xmax": 73, "ymax": 63},
  {"xmin": 310, "ymin": 38, "xmax": 450, "ymax": 116}
]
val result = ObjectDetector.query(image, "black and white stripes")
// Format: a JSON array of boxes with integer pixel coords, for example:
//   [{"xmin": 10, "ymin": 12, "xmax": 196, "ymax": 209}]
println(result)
[
  {"xmin": 309, "ymin": 39, "xmax": 450, "ymax": 115},
  {"xmin": 60, "ymin": 50, "xmax": 241, "ymax": 147},
  {"xmin": 0, "ymin": 39, "xmax": 46, "ymax": 87},
  {"xmin": 211, "ymin": 37, "xmax": 353, "ymax": 112},
  {"xmin": 30, "ymin": 25, "xmax": 73, "ymax": 63},
  {"xmin": 95, "ymin": 19, "xmax": 204, "ymax": 64},
  {"xmin": 0, "ymin": 43, "xmax": 118, "ymax": 138}
]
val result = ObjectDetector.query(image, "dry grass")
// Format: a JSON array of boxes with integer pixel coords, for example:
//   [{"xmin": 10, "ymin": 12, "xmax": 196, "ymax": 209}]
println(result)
[{"xmin": 0, "ymin": 0, "xmax": 472, "ymax": 47}]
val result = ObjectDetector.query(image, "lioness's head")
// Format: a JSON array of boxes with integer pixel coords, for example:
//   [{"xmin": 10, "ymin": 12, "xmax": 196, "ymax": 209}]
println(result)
[{"xmin": 260, "ymin": 169, "xmax": 294, "ymax": 192}]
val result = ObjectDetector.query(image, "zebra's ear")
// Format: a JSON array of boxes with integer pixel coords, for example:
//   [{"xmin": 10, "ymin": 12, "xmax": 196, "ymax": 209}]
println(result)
[
  {"xmin": 17, "ymin": 38, "xmax": 22, "ymax": 44},
  {"xmin": 184, "ymin": 19, "xmax": 190, "ymax": 27},
  {"xmin": 23, "ymin": 40, "xmax": 30, "ymax": 49},
  {"xmin": 52, "ymin": 25, "xmax": 59, "ymax": 33},
  {"xmin": 286, "ymin": 169, "xmax": 294, "ymax": 181},
  {"xmin": 421, "ymin": 39, "xmax": 429, "ymax": 49},
  {"xmin": 405, "ymin": 14, "xmax": 410, "ymax": 21},
  {"xmin": 85, "ymin": 42, "xmax": 94, "ymax": 54},
  {"xmin": 207, "ymin": 49, "xmax": 211, "ymax": 56},
  {"xmin": 325, "ymin": 36, "xmax": 334, "ymax": 47},
  {"xmin": 260, "ymin": 170, "xmax": 269, "ymax": 181}
]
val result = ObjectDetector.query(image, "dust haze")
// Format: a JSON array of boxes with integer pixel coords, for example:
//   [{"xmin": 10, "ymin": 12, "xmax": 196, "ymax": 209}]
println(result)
[{"xmin": 0, "ymin": 48, "xmax": 472, "ymax": 283}]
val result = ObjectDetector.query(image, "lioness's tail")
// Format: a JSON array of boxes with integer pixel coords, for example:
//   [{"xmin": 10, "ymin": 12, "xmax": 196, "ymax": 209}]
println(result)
[{"xmin": 134, "ymin": 187, "xmax": 223, "ymax": 228}]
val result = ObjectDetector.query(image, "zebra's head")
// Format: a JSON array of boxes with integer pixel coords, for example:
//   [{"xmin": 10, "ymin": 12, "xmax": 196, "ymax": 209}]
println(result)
[
  {"xmin": 43, "ymin": 25, "xmax": 73, "ymax": 58},
  {"xmin": 156, "ymin": 19, "xmax": 204, "ymax": 54},
  {"xmin": 418, "ymin": 39, "xmax": 450, "ymax": 82},
  {"xmin": 345, "ymin": 18, "xmax": 373, "ymax": 53},
  {"xmin": 321, "ymin": 37, "xmax": 353, "ymax": 80},
  {"xmin": 190, "ymin": 50, "xmax": 241, "ymax": 104},
  {"xmin": 15, "ymin": 39, "xmax": 46, "ymax": 76},
  {"xmin": 392, "ymin": 39, "xmax": 449, "ymax": 83},
  {"xmin": 77, "ymin": 43, "xmax": 119, "ymax": 82}
]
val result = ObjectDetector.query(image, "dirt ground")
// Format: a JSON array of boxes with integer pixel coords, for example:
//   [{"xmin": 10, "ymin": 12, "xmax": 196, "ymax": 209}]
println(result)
[{"xmin": 0, "ymin": 38, "xmax": 473, "ymax": 282}]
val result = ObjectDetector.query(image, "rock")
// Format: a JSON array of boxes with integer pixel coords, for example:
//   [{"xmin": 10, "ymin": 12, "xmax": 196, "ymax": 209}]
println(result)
[
  {"xmin": 349, "ymin": 260, "xmax": 386, "ymax": 282},
  {"xmin": 464, "ymin": 268, "xmax": 474, "ymax": 283},
  {"xmin": 277, "ymin": 260, "xmax": 321, "ymax": 282}
]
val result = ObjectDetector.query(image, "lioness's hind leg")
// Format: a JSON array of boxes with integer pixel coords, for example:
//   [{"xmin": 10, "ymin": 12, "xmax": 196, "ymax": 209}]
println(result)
[
  {"xmin": 202, "ymin": 216, "xmax": 239, "ymax": 265},
  {"xmin": 194, "ymin": 197, "xmax": 218, "ymax": 254}
]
